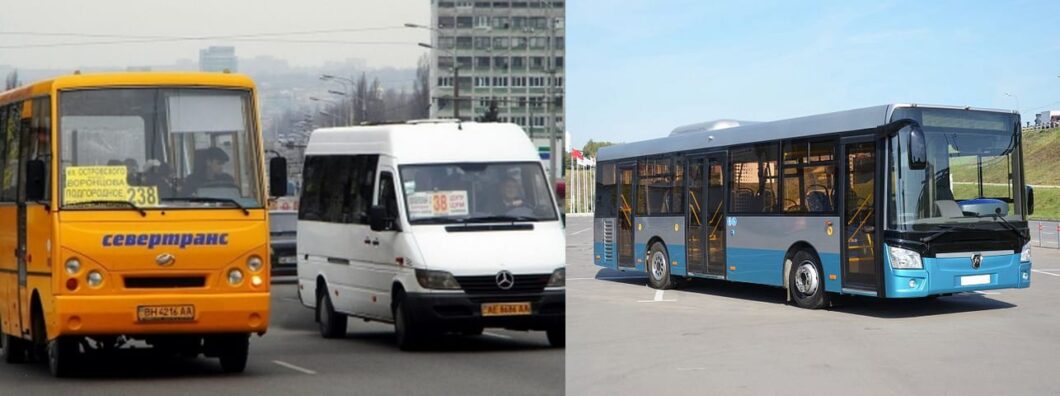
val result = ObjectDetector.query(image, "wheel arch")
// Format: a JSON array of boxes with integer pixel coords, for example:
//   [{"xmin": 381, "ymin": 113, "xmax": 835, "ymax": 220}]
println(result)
[{"xmin": 782, "ymin": 241, "xmax": 821, "ymax": 291}]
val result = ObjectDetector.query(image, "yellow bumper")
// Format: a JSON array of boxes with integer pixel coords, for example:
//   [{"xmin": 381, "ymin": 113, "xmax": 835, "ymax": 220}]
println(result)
[{"xmin": 53, "ymin": 292, "xmax": 270, "ymax": 337}]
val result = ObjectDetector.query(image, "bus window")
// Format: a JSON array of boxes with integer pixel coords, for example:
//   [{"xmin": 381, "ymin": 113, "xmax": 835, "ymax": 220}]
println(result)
[
  {"xmin": 594, "ymin": 162, "xmax": 616, "ymax": 218},
  {"xmin": 730, "ymin": 143, "xmax": 778, "ymax": 213},
  {"xmin": 782, "ymin": 139, "xmax": 836, "ymax": 213},
  {"xmin": 636, "ymin": 157, "xmax": 680, "ymax": 216}
]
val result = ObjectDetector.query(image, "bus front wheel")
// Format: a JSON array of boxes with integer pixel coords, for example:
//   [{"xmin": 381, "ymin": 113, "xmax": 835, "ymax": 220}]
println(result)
[
  {"xmin": 647, "ymin": 242, "xmax": 674, "ymax": 290},
  {"xmin": 47, "ymin": 336, "xmax": 79, "ymax": 377},
  {"xmin": 317, "ymin": 286, "xmax": 347, "ymax": 339},
  {"xmin": 789, "ymin": 250, "xmax": 829, "ymax": 309},
  {"xmin": 217, "ymin": 335, "xmax": 249, "ymax": 374},
  {"xmin": 394, "ymin": 298, "xmax": 427, "ymax": 351}
]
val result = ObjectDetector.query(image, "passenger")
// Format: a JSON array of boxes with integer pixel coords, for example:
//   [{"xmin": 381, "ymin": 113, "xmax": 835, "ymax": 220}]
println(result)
[
  {"xmin": 182, "ymin": 147, "xmax": 235, "ymax": 195},
  {"xmin": 496, "ymin": 177, "xmax": 532, "ymax": 216},
  {"xmin": 143, "ymin": 160, "xmax": 175, "ymax": 198}
]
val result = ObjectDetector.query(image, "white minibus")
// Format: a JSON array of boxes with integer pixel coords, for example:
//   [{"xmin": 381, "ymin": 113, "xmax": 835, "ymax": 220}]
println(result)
[{"xmin": 296, "ymin": 121, "xmax": 565, "ymax": 349}]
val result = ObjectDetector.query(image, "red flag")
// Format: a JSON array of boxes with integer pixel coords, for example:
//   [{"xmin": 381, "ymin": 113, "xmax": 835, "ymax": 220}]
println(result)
[{"xmin": 571, "ymin": 149, "xmax": 584, "ymax": 160}]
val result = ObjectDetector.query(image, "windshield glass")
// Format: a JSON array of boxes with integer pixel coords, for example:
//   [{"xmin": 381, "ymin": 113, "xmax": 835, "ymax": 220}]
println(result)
[
  {"xmin": 59, "ymin": 88, "xmax": 262, "ymax": 209},
  {"xmin": 399, "ymin": 162, "xmax": 558, "ymax": 224},
  {"xmin": 887, "ymin": 108, "xmax": 1022, "ymax": 230}
]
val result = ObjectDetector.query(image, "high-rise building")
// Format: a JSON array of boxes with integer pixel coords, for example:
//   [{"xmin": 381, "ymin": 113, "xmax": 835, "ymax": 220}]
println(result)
[
  {"xmin": 429, "ymin": 1, "xmax": 565, "ymax": 149},
  {"xmin": 199, "ymin": 46, "xmax": 238, "ymax": 72}
]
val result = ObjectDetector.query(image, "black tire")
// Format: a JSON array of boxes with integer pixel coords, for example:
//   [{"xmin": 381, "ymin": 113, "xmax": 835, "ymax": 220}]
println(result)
[
  {"xmin": 47, "ymin": 336, "xmax": 79, "ymax": 378},
  {"xmin": 317, "ymin": 287, "xmax": 347, "ymax": 339},
  {"xmin": 546, "ymin": 326, "xmax": 565, "ymax": 348},
  {"xmin": 218, "ymin": 335, "xmax": 249, "ymax": 374},
  {"xmin": 789, "ymin": 250, "xmax": 829, "ymax": 309},
  {"xmin": 461, "ymin": 326, "xmax": 484, "ymax": 336},
  {"xmin": 394, "ymin": 298, "xmax": 426, "ymax": 351},
  {"xmin": 646, "ymin": 242, "xmax": 674, "ymax": 290},
  {"xmin": 1, "ymin": 329, "xmax": 27, "ymax": 364}
]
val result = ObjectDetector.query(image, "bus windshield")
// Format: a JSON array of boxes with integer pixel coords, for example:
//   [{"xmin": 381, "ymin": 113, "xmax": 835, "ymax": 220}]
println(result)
[
  {"xmin": 887, "ymin": 108, "xmax": 1022, "ymax": 230},
  {"xmin": 399, "ymin": 162, "xmax": 558, "ymax": 224},
  {"xmin": 59, "ymin": 88, "xmax": 262, "ymax": 209}
]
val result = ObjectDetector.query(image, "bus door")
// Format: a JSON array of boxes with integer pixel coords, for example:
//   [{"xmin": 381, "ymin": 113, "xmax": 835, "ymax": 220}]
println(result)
[
  {"xmin": 617, "ymin": 163, "xmax": 635, "ymax": 268},
  {"xmin": 840, "ymin": 138, "xmax": 880, "ymax": 293},
  {"xmin": 686, "ymin": 152, "xmax": 727, "ymax": 277},
  {"xmin": 704, "ymin": 153, "xmax": 727, "ymax": 277}
]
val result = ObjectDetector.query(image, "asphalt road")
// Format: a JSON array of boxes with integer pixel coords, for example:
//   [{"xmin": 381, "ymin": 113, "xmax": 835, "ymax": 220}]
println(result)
[
  {"xmin": 565, "ymin": 216, "xmax": 1060, "ymax": 395},
  {"xmin": 0, "ymin": 284, "xmax": 563, "ymax": 396}
]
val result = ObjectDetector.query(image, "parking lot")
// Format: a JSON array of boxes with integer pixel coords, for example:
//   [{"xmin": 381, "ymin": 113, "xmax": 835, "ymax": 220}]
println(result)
[
  {"xmin": 565, "ymin": 216, "xmax": 1060, "ymax": 395},
  {"xmin": 0, "ymin": 284, "xmax": 563, "ymax": 395}
]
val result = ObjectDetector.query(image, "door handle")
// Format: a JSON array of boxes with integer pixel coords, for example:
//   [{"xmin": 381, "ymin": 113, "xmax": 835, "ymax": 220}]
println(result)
[
  {"xmin": 363, "ymin": 237, "xmax": 372, "ymax": 245},
  {"xmin": 371, "ymin": 238, "xmax": 379, "ymax": 246}
]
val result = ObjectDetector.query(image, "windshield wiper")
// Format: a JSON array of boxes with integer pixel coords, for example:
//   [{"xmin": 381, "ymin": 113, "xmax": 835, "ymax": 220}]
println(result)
[
  {"xmin": 464, "ymin": 215, "xmax": 539, "ymax": 223},
  {"xmin": 65, "ymin": 200, "xmax": 147, "ymax": 217},
  {"xmin": 920, "ymin": 224, "xmax": 983, "ymax": 243},
  {"xmin": 162, "ymin": 197, "xmax": 249, "ymax": 215},
  {"xmin": 985, "ymin": 210, "xmax": 1027, "ymax": 242}
]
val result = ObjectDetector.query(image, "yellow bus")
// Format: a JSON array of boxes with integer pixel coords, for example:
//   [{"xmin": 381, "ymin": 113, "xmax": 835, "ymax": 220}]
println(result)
[{"xmin": 0, "ymin": 72, "xmax": 287, "ymax": 377}]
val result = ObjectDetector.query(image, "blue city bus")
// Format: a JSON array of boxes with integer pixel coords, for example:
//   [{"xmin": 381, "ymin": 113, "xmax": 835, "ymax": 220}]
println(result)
[{"xmin": 593, "ymin": 104, "xmax": 1033, "ymax": 308}]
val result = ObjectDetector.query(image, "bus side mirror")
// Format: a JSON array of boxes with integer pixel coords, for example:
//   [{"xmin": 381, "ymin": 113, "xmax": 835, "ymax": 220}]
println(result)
[
  {"xmin": 1026, "ymin": 185, "xmax": 1035, "ymax": 216},
  {"xmin": 269, "ymin": 157, "xmax": 288, "ymax": 197},
  {"xmin": 368, "ymin": 205, "xmax": 395, "ymax": 232},
  {"xmin": 907, "ymin": 124, "xmax": 927, "ymax": 170},
  {"xmin": 26, "ymin": 159, "xmax": 46, "ymax": 201}
]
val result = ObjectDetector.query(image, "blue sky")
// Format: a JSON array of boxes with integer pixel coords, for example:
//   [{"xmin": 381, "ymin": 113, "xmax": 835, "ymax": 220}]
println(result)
[{"xmin": 567, "ymin": 0, "xmax": 1060, "ymax": 149}]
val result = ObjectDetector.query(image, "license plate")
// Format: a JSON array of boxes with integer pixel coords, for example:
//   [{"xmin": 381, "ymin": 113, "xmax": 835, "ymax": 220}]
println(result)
[
  {"xmin": 137, "ymin": 305, "xmax": 195, "ymax": 322},
  {"xmin": 960, "ymin": 274, "xmax": 991, "ymax": 286},
  {"xmin": 278, "ymin": 256, "xmax": 297, "ymax": 264},
  {"xmin": 481, "ymin": 302, "xmax": 532, "ymax": 317}
]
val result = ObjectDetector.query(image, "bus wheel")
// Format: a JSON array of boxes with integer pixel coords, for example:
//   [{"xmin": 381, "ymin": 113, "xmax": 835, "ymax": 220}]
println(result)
[
  {"xmin": 218, "ymin": 335, "xmax": 249, "ymax": 374},
  {"xmin": 546, "ymin": 326, "xmax": 565, "ymax": 348},
  {"xmin": 1, "ymin": 327, "xmax": 28, "ymax": 364},
  {"xmin": 317, "ymin": 287, "xmax": 347, "ymax": 339},
  {"xmin": 789, "ymin": 250, "xmax": 829, "ymax": 309},
  {"xmin": 647, "ymin": 242, "xmax": 673, "ymax": 289},
  {"xmin": 47, "ymin": 336, "xmax": 79, "ymax": 378},
  {"xmin": 394, "ymin": 298, "xmax": 426, "ymax": 351}
]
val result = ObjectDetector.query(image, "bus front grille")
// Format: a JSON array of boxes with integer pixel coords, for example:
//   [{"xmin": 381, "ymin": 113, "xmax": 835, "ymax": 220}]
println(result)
[{"xmin": 124, "ymin": 276, "xmax": 207, "ymax": 289}]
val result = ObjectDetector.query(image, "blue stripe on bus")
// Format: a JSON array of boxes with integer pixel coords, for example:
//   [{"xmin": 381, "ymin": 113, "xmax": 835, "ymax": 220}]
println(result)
[
  {"xmin": 820, "ymin": 253, "xmax": 841, "ymax": 293},
  {"xmin": 726, "ymin": 247, "xmax": 785, "ymax": 286},
  {"xmin": 630, "ymin": 242, "xmax": 687, "ymax": 276},
  {"xmin": 592, "ymin": 242, "xmax": 616, "ymax": 269}
]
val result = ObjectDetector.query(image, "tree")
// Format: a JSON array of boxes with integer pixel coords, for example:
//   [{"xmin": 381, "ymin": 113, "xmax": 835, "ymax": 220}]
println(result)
[
  {"xmin": 582, "ymin": 139, "xmax": 616, "ymax": 158},
  {"xmin": 4, "ymin": 70, "xmax": 20, "ymax": 90},
  {"xmin": 411, "ymin": 54, "xmax": 431, "ymax": 119}
]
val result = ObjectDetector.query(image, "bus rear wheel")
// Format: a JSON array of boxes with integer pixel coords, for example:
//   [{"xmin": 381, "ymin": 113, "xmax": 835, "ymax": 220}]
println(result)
[
  {"xmin": 647, "ymin": 242, "xmax": 674, "ymax": 290},
  {"xmin": 789, "ymin": 250, "xmax": 829, "ymax": 309},
  {"xmin": 1, "ymin": 328, "xmax": 28, "ymax": 364}
]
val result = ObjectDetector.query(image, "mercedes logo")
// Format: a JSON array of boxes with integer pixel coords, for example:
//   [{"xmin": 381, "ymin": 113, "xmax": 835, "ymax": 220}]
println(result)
[
  {"xmin": 156, "ymin": 253, "xmax": 175, "ymax": 267},
  {"xmin": 495, "ymin": 270, "xmax": 515, "ymax": 290},
  {"xmin": 971, "ymin": 253, "xmax": 982, "ymax": 270}
]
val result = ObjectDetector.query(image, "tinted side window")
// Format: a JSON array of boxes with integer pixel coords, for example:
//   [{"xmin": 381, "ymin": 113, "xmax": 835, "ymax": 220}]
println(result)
[
  {"xmin": 594, "ymin": 162, "xmax": 616, "ymax": 218},
  {"xmin": 31, "ymin": 97, "xmax": 52, "ymax": 200},
  {"xmin": 379, "ymin": 171, "xmax": 400, "ymax": 223},
  {"xmin": 782, "ymin": 139, "xmax": 836, "ymax": 213},
  {"xmin": 345, "ymin": 155, "xmax": 378, "ymax": 224},
  {"xmin": 321, "ymin": 156, "xmax": 353, "ymax": 223},
  {"xmin": 2, "ymin": 102, "xmax": 23, "ymax": 202},
  {"xmin": 298, "ymin": 156, "xmax": 326, "ymax": 221},
  {"xmin": 636, "ymin": 157, "xmax": 677, "ymax": 216}
]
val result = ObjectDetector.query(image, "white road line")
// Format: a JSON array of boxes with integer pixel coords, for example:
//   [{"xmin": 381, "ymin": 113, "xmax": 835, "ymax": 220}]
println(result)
[
  {"xmin": 273, "ymin": 360, "xmax": 317, "ymax": 375},
  {"xmin": 483, "ymin": 331, "xmax": 513, "ymax": 339},
  {"xmin": 568, "ymin": 227, "xmax": 593, "ymax": 235},
  {"xmin": 637, "ymin": 289, "xmax": 677, "ymax": 303},
  {"xmin": 973, "ymin": 290, "xmax": 1001, "ymax": 295},
  {"xmin": 1032, "ymin": 269, "xmax": 1060, "ymax": 277}
]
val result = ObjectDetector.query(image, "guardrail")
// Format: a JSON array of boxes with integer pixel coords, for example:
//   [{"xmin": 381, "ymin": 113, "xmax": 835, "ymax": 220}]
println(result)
[{"xmin": 1030, "ymin": 220, "xmax": 1060, "ymax": 249}]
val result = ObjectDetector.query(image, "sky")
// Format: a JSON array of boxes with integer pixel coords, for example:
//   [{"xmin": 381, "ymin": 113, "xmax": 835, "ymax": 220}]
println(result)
[
  {"xmin": 0, "ymin": 0, "xmax": 429, "ymax": 69},
  {"xmin": 567, "ymin": 0, "xmax": 1060, "ymax": 149}
]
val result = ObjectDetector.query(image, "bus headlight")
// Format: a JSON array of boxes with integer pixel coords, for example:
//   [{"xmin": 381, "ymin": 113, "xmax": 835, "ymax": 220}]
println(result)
[
  {"xmin": 87, "ymin": 271, "xmax": 104, "ymax": 287},
  {"xmin": 228, "ymin": 268, "xmax": 245, "ymax": 285},
  {"xmin": 888, "ymin": 246, "xmax": 922, "ymax": 269},
  {"xmin": 247, "ymin": 256, "xmax": 264, "ymax": 273},
  {"xmin": 415, "ymin": 269, "xmax": 461, "ymax": 290},
  {"xmin": 65, "ymin": 258, "xmax": 81, "ymax": 275},
  {"xmin": 547, "ymin": 268, "xmax": 565, "ymax": 287},
  {"xmin": 1020, "ymin": 243, "xmax": 1031, "ymax": 263}
]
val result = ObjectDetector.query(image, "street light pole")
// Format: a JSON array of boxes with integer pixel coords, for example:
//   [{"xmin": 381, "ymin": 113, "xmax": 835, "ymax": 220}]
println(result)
[
  {"xmin": 322, "ymin": 74, "xmax": 355, "ymax": 125},
  {"xmin": 418, "ymin": 42, "xmax": 460, "ymax": 120}
]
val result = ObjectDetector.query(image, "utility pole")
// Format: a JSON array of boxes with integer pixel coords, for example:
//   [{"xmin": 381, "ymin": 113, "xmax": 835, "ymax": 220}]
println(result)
[{"xmin": 454, "ymin": 63, "xmax": 460, "ymax": 120}]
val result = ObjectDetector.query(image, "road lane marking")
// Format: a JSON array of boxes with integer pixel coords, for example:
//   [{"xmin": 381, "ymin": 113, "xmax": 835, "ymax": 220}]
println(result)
[
  {"xmin": 273, "ymin": 360, "xmax": 317, "ymax": 375},
  {"xmin": 483, "ymin": 331, "xmax": 513, "ymax": 339},
  {"xmin": 972, "ymin": 291, "xmax": 1001, "ymax": 295},
  {"xmin": 1032, "ymin": 269, "xmax": 1060, "ymax": 277},
  {"xmin": 568, "ymin": 227, "xmax": 593, "ymax": 235},
  {"xmin": 638, "ymin": 289, "xmax": 676, "ymax": 303}
]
